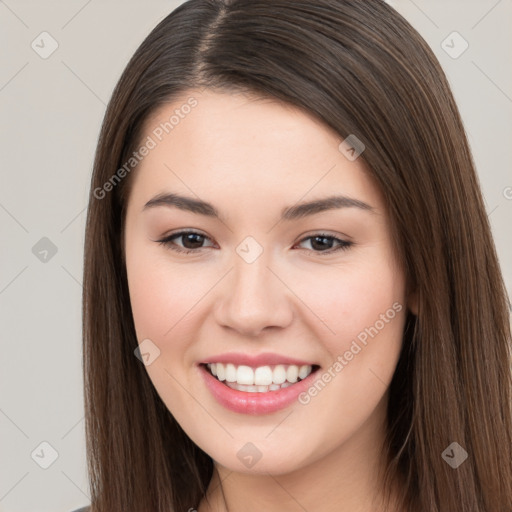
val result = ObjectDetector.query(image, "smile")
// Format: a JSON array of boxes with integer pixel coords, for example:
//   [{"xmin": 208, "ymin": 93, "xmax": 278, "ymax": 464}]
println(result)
[
  {"xmin": 206, "ymin": 363, "xmax": 314, "ymax": 392},
  {"xmin": 199, "ymin": 358, "xmax": 320, "ymax": 415}
]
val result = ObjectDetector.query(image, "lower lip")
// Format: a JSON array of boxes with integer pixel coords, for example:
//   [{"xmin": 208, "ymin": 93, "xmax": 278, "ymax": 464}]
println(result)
[{"xmin": 199, "ymin": 364, "xmax": 318, "ymax": 415}]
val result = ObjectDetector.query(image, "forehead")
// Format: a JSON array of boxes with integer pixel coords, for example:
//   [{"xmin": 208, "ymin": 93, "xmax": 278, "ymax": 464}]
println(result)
[{"xmin": 129, "ymin": 89, "xmax": 384, "ymax": 214}]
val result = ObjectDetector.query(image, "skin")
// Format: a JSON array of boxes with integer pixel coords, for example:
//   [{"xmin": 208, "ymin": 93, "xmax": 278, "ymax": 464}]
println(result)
[{"xmin": 123, "ymin": 89, "xmax": 417, "ymax": 512}]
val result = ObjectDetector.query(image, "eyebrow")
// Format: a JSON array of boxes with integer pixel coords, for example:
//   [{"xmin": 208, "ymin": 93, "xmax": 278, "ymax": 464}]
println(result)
[{"xmin": 143, "ymin": 192, "xmax": 375, "ymax": 220}]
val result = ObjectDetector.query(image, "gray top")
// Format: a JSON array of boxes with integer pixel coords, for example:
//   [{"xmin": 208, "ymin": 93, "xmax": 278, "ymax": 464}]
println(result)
[{"xmin": 71, "ymin": 507, "xmax": 89, "ymax": 512}]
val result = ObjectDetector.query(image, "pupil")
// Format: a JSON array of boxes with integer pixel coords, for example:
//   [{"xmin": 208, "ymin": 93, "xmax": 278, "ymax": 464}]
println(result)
[{"xmin": 311, "ymin": 236, "xmax": 332, "ymax": 251}]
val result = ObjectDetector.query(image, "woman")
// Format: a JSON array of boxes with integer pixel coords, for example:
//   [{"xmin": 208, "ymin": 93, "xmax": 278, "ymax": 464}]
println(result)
[{"xmin": 81, "ymin": 1, "xmax": 512, "ymax": 511}]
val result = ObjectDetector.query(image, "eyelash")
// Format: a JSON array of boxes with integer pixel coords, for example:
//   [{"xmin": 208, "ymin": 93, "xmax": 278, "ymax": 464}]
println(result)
[{"xmin": 155, "ymin": 230, "xmax": 353, "ymax": 256}]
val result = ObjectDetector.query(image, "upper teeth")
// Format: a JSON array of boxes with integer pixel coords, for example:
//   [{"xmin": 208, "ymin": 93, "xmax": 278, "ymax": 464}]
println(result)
[{"xmin": 207, "ymin": 363, "xmax": 313, "ymax": 386}]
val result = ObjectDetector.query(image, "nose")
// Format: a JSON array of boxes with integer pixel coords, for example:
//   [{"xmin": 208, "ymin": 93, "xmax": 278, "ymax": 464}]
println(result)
[{"xmin": 214, "ymin": 252, "xmax": 294, "ymax": 337}]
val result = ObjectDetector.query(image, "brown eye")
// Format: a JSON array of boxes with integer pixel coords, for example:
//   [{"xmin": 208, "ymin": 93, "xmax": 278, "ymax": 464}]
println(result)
[
  {"xmin": 175, "ymin": 232, "xmax": 206, "ymax": 249},
  {"xmin": 296, "ymin": 234, "xmax": 352, "ymax": 254},
  {"xmin": 156, "ymin": 230, "xmax": 215, "ymax": 254}
]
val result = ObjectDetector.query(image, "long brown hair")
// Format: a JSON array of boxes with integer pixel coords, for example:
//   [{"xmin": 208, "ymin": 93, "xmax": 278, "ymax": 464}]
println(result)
[{"xmin": 82, "ymin": 1, "xmax": 512, "ymax": 510}]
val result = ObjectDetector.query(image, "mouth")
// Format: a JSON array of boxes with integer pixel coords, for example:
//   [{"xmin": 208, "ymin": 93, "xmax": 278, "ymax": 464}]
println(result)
[
  {"xmin": 199, "ymin": 360, "xmax": 320, "ymax": 414},
  {"xmin": 202, "ymin": 362, "xmax": 320, "ymax": 393}
]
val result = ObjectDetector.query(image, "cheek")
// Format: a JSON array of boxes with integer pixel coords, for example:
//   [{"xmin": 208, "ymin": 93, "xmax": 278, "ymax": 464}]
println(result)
[
  {"xmin": 125, "ymin": 249, "xmax": 211, "ymax": 412},
  {"xmin": 126, "ymin": 248, "xmax": 208, "ymax": 343},
  {"xmin": 341, "ymin": 275, "xmax": 400, "ymax": 336},
  {"xmin": 285, "ymin": 256, "xmax": 405, "ymax": 451},
  {"xmin": 300, "ymin": 258, "xmax": 404, "ymax": 345},
  {"xmin": 296, "ymin": 251, "xmax": 406, "ymax": 400}
]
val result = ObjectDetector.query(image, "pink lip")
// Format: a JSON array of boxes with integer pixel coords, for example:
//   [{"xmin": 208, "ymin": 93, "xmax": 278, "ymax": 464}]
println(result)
[
  {"xmin": 201, "ymin": 352, "xmax": 315, "ymax": 367},
  {"xmin": 199, "ymin": 364, "xmax": 319, "ymax": 415}
]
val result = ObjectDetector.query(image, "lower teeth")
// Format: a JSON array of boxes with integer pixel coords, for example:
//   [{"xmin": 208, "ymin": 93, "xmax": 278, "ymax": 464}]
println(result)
[{"xmin": 222, "ymin": 380, "xmax": 297, "ymax": 393}]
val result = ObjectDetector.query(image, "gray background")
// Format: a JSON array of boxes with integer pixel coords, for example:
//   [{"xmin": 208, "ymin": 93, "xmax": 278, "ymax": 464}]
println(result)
[{"xmin": 0, "ymin": 1, "xmax": 510, "ymax": 511}]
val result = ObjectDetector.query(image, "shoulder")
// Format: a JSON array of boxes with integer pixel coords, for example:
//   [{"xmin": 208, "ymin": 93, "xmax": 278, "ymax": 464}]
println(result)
[{"xmin": 70, "ymin": 507, "xmax": 90, "ymax": 512}]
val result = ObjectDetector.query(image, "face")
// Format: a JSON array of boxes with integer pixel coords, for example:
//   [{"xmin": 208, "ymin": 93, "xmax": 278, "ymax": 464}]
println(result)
[{"xmin": 124, "ymin": 89, "xmax": 412, "ymax": 476}]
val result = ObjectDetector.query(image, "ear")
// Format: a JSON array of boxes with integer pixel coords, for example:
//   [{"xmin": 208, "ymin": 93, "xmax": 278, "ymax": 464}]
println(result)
[{"xmin": 407, "ymin": 289, "xmax": 418, "ymax": 316}]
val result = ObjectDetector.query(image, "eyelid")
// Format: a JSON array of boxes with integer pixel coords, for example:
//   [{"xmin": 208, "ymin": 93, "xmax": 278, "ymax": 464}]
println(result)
[
  {"xmin": 293, "ymin": 232, "xmax": 353, "ymax": 255},
  {"xmin": 155, "ymin": 229, "xmax": 216, "ymax": 252},
  {"xmin": 295, "ymin": 229, "xmax": 353, "ymax": 243},
  {"xmin": 154, "ymin": 229, "xmax": 353, "ymax": 255}
]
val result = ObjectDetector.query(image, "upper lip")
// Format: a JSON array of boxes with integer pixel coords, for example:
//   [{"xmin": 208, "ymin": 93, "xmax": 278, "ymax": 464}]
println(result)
[{"xmin": 200, "ymin": 352, "xmax": 317, "ymax": 367}]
